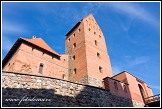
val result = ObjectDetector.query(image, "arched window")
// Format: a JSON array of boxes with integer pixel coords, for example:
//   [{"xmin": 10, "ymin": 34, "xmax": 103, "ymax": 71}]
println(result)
[
  {"xmin": 114, "ymin": 82, "xmax": 118, "ymax": 90},
  {"xmin": 123, "ymin": 84, "xmax": 127, "ymax": 93},
  {"xmin": 38, "ymin": 63, "xmax": 43, "ymax": 74},
  {"xmin": 138, "ymin": 84, "xmax": 146, "ymax": 101}
]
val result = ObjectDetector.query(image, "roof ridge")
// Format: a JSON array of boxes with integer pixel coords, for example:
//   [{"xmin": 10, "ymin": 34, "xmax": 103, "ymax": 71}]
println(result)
[{"xmin": 20, "ymin": 37, "xmax": 59, "ymax": 56}]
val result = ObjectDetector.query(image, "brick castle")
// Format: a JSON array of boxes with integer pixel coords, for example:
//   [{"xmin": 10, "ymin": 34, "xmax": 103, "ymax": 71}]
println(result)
[{"xmin": 2, "ymin": 14, "xmax": 157, "ymax": 106}]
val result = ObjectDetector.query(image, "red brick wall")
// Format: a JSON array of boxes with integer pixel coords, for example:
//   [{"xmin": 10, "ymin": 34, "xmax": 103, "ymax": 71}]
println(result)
[
  {"xmin": 65, "ymin": 14, "xmax": 113, "ymax": 85},
  {"xmin": 66, "ymin": 21, "xmax": 87, "ymax": 82},
  {"xmin": 3, "ymin": 43, "xmax": 68, "ymax": 80},
  {"xmin": 104, "ymin": 77, "xmax": 131, "ymax": 99},
  {"xmin": 124, "ymin": 72, "xmax": 153, "ymax": 103},
  {"xmin": 83, "ymin": 15, "xmax": 112, "ymax": 80},
  {"xmin": 105, "ymin": 72, "xmax": 154, "ymax": 104}
]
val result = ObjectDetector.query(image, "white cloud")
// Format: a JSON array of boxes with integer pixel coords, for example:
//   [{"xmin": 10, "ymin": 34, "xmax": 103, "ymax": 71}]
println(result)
[
  {"xmin": 2, "ymin": 21, "xmax": 28, "ymax": 34},
  {"xmin": 112, "ymin": 66, "xmax": 121, "ymax": 75},
  {"xmin": 112, "ymin": 56, "xmax": 149, "ymax": 75},
  {"xmin": 128, "ymin": 56, "xmax": 149, "ymax": 67},
  {"xmin": 2, "ymin": 36, "xmax": 14, "ymax": 52},
  {"xmin": 148, "ymin": 84, "xmax": 160, "ymax": 90},
  {"xmin": 102, "ymin": 2, "xmax": 159, "ymax": 27}
]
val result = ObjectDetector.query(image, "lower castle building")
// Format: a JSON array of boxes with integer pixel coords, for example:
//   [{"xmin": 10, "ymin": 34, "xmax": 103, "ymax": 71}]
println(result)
[{"xmin": 2, "ymin": 14, "xmax": 159, "ymax": 107}]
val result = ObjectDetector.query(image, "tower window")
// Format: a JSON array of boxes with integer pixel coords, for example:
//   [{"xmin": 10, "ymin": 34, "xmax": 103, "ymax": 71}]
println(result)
[
  {"xmin": 95, "ymin": 40, "xmax": 98, "ymax": 46},
  {"xmin": 73, "ymin": 33, "xmax": 75, "ymax": 38},
  {"xmin": 94, "ymin": 32, "xmax": 96, "ymax": 35},
  {"xmin": 123, "ymin": 84, "xmax": 127, "ymax": 93},
  {"xmin": 114, "ymin": 82, "xmax": 118, "ymax": 90},
  {"xmin": 68, "ymin": 38, "xmax": 70, "ymax": 42},
  {"xmin": 97, "ymin": 52, "xmax": 100, "ymax": 58},
  {"xmin": 8, "ymin": 63, "xmax": 10, "ymax": 66},
  {"xmin": 78, "ymin": 28, "xmax": 81, "ymax": 32},
  {"xmin": 73, "ymin": 43, "xmax": 76, "ymax": 48},
  {"xmin": 38, "ymin": 63, "xmax": 43, "ymax": 74},
  {"xmin": 62, "ymin": 74, "xmax": 65, "ymax": 79},
  {"xmin": 99, "ymin": 66, "xmax": 103, "ymax": 73},
  {"xmin": 73, "ymin": 68, "xmax": 76, "ymax": 74},
  {"xmin": 72, "ymin": 55, "xmax": 75, "ymax": 60},
  {"xmin": 86, "ymin": 20, "xmax": 88, "ymax": 25},
  {"xmin": 89, "ymin": 28, "xmax": 91, "ymax": 31},
  {"xmin": 99, "ymin": 35, "xmax": 101, "ymax": 38}
]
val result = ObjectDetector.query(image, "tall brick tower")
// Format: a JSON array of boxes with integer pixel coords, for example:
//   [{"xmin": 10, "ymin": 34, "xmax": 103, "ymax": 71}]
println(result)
[{"xmin": 66, "ymin": 14, "xmax": 112, "ymax": 87}]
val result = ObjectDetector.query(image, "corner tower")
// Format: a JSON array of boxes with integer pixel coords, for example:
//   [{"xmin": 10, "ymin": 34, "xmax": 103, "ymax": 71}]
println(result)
[{"xmin": 66, "ymin": 14, "xmax": 112, "ymax": 87}]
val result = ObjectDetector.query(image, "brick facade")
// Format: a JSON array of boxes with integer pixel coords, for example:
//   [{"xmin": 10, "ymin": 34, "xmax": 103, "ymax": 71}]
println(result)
[{"xmin": 65, "ymin": 14, "xmax": 112, "ymax": 87}]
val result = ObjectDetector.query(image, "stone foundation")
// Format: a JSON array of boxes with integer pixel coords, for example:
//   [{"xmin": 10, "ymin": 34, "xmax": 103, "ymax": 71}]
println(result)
[
  {"xmin": 77, "ymin": 75, "xmax": 103, "ymax": 87},
  {"xmin": 2, "ymin": 71, "xmax": 136, "ymax": 107}
]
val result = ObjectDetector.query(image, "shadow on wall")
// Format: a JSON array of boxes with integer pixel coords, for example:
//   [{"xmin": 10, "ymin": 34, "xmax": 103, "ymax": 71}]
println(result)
[{"xmin": 2, "ymin": 86, "xmax": 133, "ymax": 107}]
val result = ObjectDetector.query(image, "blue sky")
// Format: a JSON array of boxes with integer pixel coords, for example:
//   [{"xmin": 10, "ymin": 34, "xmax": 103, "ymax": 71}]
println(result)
[{"xmin": 2, "ymin": 2, "xmax": 160, "ymax": 95}]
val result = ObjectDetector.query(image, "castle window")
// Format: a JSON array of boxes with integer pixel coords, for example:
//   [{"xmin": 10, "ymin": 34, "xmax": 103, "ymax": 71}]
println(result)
[
  {"xmin": 68, "ymin": 38, "xmax": 70, "ymax": 42},
  {"xmin": 72, "ymin": 55, "xmax": 75, "ymax": 60},
  {"xmin": 73, "ymin": 43, "xmax": 76, "ymax": 48},
  {"xmin": 64, "ymin": 59, "xmax": 66, "ymax": 61},
  {"xmin": 86, "ymin": 20, "xmax": 88, "ymax": 25},
  {"xmin": 123, "ymin": 84, "xmax": 127, "ymax": 93},
  {"xmin": 8, "ymin": 63, "xmax": 10, "ymax": 66},
  {"xmin": 94, "ymin": 32, "xmax": 96, "ymax": 35},
  {"xmin": 97, "ymin": 52, "xmax": 100, "ymax": 58},
  {"xmin": 78, "ymin": 28, "xmax": 81, "ymax": 32},
  {"xmin": 99, "ymin": 66, "xmax": 103, "ymax": 73},
  {"xmin": 73, "ymin": 68, "xmax": 76, "ymax": 74},
  {"xmin": 99, "ymin": 35, "xmax": 101, "ymax": 38},
  {"xmin": 62, "ymin": 74, "xmax": 65, "ymax": 79},
  {"xmin": 89, "ymin": 28, "xmax": 91, "ymax": 31},
  {"xmin": 95, "ymin": 40, "xmax": 98, "ymax": 46},
  {"xmin": 73, "ymin": 33, "xmax": 75, "ymax": 38},
  {"xmin": 114, "ymin": 82, "xmax": 118, "ymax": 90},
  {"xmin": 38, "ymin": 63, "xmax": 43, "ymax": 74}
]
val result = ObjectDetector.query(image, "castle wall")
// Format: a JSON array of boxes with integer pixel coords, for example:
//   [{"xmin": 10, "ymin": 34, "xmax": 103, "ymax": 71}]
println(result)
[
  {"xmin": 3, "ymin": 43, "xmax": 68, "ymax": 80},
  {"xmin": 112, "ymin": 72, "xmax": 154, "ymax": 103},
  {"xmin": 2, "ymin": 71, "xmax": 143, "ymax": 107},
  {"xmin": 103, "ymin": 77, "xmax": 132, "ymax": 99},
  {"xmin": 3, "ymin": 45, "xmax": 21, "ymax": 72}
]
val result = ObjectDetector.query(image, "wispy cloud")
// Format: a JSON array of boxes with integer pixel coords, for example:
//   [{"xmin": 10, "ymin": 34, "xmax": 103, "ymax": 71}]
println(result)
[
  {"xmin": 103, "ymin": 2, "xmax": 159, "ymax": 27},
  {"xmin": 112, "ymin": 66, "xmax": 121, "ymax": 75},
  {"xmin": 112, "ymin": 56, "xmax": 149, "ymax": 75},
  {"xmin": 148, "ymin": 84, "xmax": 160, "ymax": 90},
  {"xmin": 2, "ymin": 21, "xmax": 28, "ymax": 34},
  {"xmin": 2, "ymin": 36, "xmax": 14, "ymax": 52},
  {"xmin": 127, "ymin": 56, "xmax": 149, "ymax": 67}
]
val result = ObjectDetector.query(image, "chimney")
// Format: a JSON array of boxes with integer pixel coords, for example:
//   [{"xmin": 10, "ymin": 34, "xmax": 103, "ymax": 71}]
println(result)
[{"xmin": 32, "ymin": 35, "xmax": 36, "ymax": 39}]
